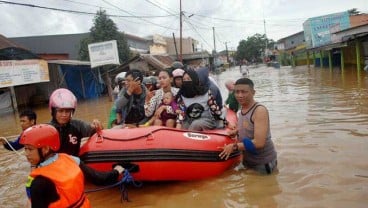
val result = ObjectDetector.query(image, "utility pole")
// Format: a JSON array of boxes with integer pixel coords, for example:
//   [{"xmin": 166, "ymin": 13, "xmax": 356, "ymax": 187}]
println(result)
[
  {"xmin": 212, "ymin": 27, "xmax": 217, "ymax": 72},
  {"xmin": 173, "ymin": 33, "xmax": 179, "ymax": 61},
  {"xmin": 263, "ymin": 19, "xmax": 268, "ymax": 60},
  {"xmin": 179, "ymin": 0, "xmax": 183, "ymax": 62},
  {"xmin": 224, "ymin": 41, "xmax": 229, "ymax": 64},
  {"xmin": 212, "ymin": 27, "xmax": 216, "ymax": 53}
]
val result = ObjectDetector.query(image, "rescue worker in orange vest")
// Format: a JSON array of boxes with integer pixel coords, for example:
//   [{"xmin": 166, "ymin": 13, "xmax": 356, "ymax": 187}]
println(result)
[{"xmin": 21, "ymin": 124, "xmax": 92, "ymax": 207}]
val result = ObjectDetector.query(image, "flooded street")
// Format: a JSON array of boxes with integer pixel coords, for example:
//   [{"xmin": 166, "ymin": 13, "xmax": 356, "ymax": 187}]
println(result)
[{"xmin": 1, "ymin": 65, "xmax": 368, "ymax": 207}]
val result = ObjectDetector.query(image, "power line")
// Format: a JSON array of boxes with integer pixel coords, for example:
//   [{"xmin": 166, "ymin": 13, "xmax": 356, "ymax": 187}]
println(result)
[
  {"xmin": 101, "ymin": 0, "xmax": 177, "ymax": 30},
  {"xmin": 0, "ymin": 0, "xmax": 175, "ymax": 18},
  {"xmin": 62, "ymin": 0, "xmax": 118, "ymax": 11},
  {"xmin": 182, "ymin": 15, "xmax": 212, "ymax": 50},
  {"xmin": 143, "ymin": 0, "xmax": 177, "ymax": 16}
]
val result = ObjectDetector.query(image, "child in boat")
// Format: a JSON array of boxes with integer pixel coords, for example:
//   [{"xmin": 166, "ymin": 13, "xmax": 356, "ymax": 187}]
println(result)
[{"xmin": 143, "ymin": 91, "xmax": 180, "ymax": 128}]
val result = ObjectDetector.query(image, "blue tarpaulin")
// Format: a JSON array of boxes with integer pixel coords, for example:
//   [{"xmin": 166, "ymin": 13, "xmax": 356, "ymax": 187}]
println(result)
[{"xmin": 60, "ymin": 65, "xmax": 105, "ymax": 99}]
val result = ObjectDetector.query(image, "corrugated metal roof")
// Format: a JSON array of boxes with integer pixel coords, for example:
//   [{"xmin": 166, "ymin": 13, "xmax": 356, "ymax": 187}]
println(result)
[
  {"xmin": 141, "ymin": 54, "xmax": 169, "ymax": 70},
  {"xmin": 47, "ymin": 59, "xmax": 91, "ymax": 66},
  {"xmin": 0, "ymin": 34, "xmax": 39, "ymax": 60},
  {"xmin": 9, "ymin": 33, "xmax": 90, "ymax": 60},
  {"xmin": 0, "ymin": 34, "xmax": 24, "ymax": 50}
]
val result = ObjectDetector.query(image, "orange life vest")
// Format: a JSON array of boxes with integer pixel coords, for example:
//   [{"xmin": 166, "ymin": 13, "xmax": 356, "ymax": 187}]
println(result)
[{"xmin": 28, "ymin": 153, "xmax": 91, "ymax": 208}]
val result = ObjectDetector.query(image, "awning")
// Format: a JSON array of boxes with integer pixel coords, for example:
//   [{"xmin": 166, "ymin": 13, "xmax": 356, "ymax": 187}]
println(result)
[{"xmin": 307, "ymin": 42, "xmax": 348, "ymax": 52}]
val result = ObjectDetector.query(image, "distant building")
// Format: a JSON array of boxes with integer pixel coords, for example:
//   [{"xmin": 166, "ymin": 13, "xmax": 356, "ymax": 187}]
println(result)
[
  {"xmin": 165, "ymin": 36, "xmax": 199, "ymax": 57},
  {"xmin": 0, "ymin": 34, "xmax": 39, "ymax": 60},
  {"xmin": 9, "ymin": 33, "xmax": 150, "ymax": 60},
  {"xmin": 303, "ymin": 11, "xmax": 351, "ymax": 49},
  {"xmin": 276, "ymin": 31, "xmax": 305, "ymax": 51},
  {"xmin": 349, "ymin": 14, "xmax": 368, "ymax": 27},
  {"xmin": 148, "ymin": 34, "xmax": 168, "ymax": 55}
]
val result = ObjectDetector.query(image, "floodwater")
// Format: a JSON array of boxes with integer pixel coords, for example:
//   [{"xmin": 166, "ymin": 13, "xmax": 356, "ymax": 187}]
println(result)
[{"xmin": 1, "ymin": 65, "xmax": 368, "ymax": 207}]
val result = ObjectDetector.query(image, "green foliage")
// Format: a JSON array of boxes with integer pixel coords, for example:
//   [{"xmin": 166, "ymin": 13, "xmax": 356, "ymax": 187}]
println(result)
[
  {"xmin": 236, "ymin": 33, "xmax": 274, "ymax": 63},
  {"xmin": 348, "ymin": 8, "xmax": 361, "ymax": 16},
  {"xmin": 79, "ymin": 10, "xmax": 131, "ymax": 63}
]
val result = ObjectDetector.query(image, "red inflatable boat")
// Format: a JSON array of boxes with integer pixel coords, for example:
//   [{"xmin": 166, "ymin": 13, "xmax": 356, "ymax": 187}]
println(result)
[{"xmin": 79, "ymin": 110, "xmax": 241, "ymax": 181}]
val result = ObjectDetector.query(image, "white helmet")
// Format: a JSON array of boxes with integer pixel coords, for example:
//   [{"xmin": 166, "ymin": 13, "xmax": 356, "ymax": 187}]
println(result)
[{"xmin": 115, "ymin": 72, "xmax": 127, "ymax": 84}]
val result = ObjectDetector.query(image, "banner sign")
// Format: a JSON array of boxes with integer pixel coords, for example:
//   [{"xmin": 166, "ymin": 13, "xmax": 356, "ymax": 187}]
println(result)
[
  {"xmin": 88, "ymin": 40, "xmax": 120, "ymax": 68},
  {"xmin": 0, "ymin": 59, "xmax": 49, "ymax": 88},
  {"xmin": 303, "ymin": 11, "xmax": 350, "ymax": 48}
]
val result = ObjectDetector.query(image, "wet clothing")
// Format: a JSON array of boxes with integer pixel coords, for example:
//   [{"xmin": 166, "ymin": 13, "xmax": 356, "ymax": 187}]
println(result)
[
  {"xmin": 237, "ymin": 102, "xmax": 277, "ymax": 174},
  {"xmin": 197, "ymin": 68, "xmax": 223, "ymax": 109},
  {"xmin": 49, "ymin": 119, "xmax": 120, "ymax": 186},
  {"xmin": 144, "ymin": 88, "xmax": 179, "ymax": 118},
  {"xmin": 26, "ymin": 153, "xmax": 91, "ymax": 208},
  {"xmin": 177, "ymin": 68, "xmax": 223, "ymax": 131},
  {"xmin": 158, "ymin": 101, "xmax": 179, "ymax": 125},
  {"xmin": 115, "ymin": 84, "xmax": 147, "ymax": 125},
  {"xmin": 3, "ymin": 136, "xmax": 23, "ymax": 151},
  {"xmin": 179, "ymin": 92, "xmax": 217, "ymax": 131},
  {"xmin": 49, "ymin": 119, "xmax": 95, "ymax": 157}
]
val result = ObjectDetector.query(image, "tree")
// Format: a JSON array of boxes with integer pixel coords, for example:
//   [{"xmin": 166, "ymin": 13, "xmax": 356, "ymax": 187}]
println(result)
[
  {"xmin": 79, "ymin": 10, "xmax": 131, "ymax": 63},
  {"xmin": 348, "ymin": 8, "xmax": 361, "ymax": 16},
  {"xmin": 79, "ymin": 10, "xmax": 131, "ymax": 101},
  {"xmin": 236, "ymin": 33, "xmax": 274, "ymax": 63}
]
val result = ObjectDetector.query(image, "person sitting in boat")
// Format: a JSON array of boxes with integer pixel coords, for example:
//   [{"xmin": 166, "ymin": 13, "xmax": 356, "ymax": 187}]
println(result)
[
  {"xmin": 144, "ymin": 69, "xmax": 179, "ymax": 127},
  {"xmin": 20, "ymin": 124, "xmax": 126, "ymax": 208},
  {"xmin": 196, "ymin": 67, "xmax": 222, "ymax": 110},
  {"xmin": 115, "ymin": 69, "xmax": 147, "ymax": 127},
  {"xmin": 171, "ymin": 61, "xmax": 184, "ymax": 70},
  {"xmin": 1, "ymin": 109, "xmax": 36, "ymax": 151},
  {"xmin": 172, "ymin": 68, "xmax": 185, "ymax": 88},
  {"xmin": 142, "ymin": 91, "xmax": 180, "ymax": 128},
  {"xmin": 143, "ymin": 76, "xmax": 159, "ymax": 92},
  {"xmin": 176, "ymin": 67, "xmax": 225, "ymax": 131},
  {"xmin": 112, "ymin": 71, "xmax": 127, "ymax": 101}
]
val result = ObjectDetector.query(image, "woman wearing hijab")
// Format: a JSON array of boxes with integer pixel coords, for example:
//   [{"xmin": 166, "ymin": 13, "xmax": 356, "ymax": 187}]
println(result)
[{"xmin": 176, "ymin": 67, "xmax": 223, "ymax": 131}]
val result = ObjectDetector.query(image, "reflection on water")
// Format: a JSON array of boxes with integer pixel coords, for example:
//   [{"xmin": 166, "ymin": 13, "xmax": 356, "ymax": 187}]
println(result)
[{"xmin": 1, "ymin": 65, "xmax": 367, "ymax": 207}]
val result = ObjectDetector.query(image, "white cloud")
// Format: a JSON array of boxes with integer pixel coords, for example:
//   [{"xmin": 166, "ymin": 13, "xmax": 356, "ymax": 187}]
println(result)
[{"xmin": 1, "ymin": 0, "xmax": 367, "ymax": 52}]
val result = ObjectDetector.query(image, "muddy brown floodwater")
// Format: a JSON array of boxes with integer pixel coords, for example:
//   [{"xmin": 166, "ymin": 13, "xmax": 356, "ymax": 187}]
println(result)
[{"xmin": 1, "ymin": 65, "xmax": 367, "ymax": 208}]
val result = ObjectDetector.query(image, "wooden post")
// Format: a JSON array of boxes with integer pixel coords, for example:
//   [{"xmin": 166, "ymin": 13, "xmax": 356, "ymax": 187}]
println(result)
[
  {"xmin": 355, "ymin": 40, "xmax": 361, "ymax": 72},
  {"xmin": 9, "ymin": 87, "xmax": 18, "ymax": 112},
  {"xmin": 306, "ymin": 51, "xmax": 310, "ymax": 68},
  {"xmin": 328, "ymin": 50, "xmax": 332, "ymax": 70},
  {"xmin": 102, "ymin": 68, "xmax": 113, "ymax": 102},
  {"xmin": 340, "ymin": 48, "xmax": 345, "ymax": 71},
  {"xmin": 79, "ymin": 69, "xmax": 86, "ymax": 99},
  {"xmin": 320, "ymin": 50, "xmax": 323, "ymax": 68},
  {"xmin": 312, "ymin": 52, "xmax": 316, "ymax": 66}
]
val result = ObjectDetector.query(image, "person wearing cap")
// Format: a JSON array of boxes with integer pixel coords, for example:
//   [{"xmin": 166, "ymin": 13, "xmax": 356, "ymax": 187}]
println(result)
[
  {"xmin": 21, "ymin": 124, "xmax": 125, "ymax": 207},
  {"xmin": 172, "ymin": 68, "xmax": 185, "ymax": 88},
  {"xmin": 171, "ymin": 61, "xmax": 184, "ymax": 70},
  {"xmin": 113, "ymin": 72, "xmax": 127, "ymax": 100}
]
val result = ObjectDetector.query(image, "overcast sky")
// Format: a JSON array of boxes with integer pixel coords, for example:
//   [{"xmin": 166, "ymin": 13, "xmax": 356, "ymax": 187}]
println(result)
[{"xmin": 1, "ymin": 0, "xmax": 367, "ymax": 52}]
